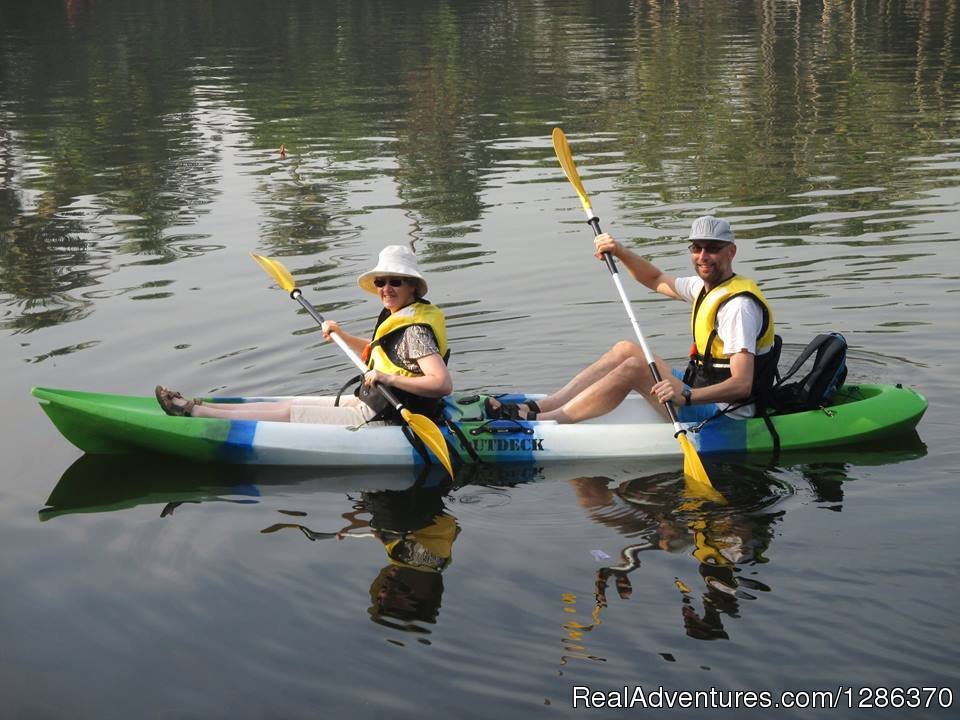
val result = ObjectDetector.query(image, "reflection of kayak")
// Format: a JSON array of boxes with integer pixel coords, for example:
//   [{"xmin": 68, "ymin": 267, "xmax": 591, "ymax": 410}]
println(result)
[
  {"xmin": 38, "ymin": 454, "xmax": 434, "ymax": 521},
  {"xmin": 32, "ymin": 384, "xmax": 926, "ymax": 466},
  {"xmin": 40, "ymin": 434, "xmax": 927, "ymax": 522}
]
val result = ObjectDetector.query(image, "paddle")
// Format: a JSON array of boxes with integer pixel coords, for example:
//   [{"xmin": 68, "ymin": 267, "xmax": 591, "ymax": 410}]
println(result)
[
  {"xmin": 551, "ymin": 128, "xmax": 718, "ymax": 498},
  {"xmin": 250, "ymin": 253, "xmax": 455, "ymax": 479}
]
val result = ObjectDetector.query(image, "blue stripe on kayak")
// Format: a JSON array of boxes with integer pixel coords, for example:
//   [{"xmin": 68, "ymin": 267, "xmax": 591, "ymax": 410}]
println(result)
[
  {"xmin": 693, "ymin": 414, "xmax": 748, "ymax": 454},
  {"xmin": 221, "ymin": 420, "xmax": 259, "ymax": 462},
  {"xmin": 409, "ymin": 426, "xmax": 461, "ymax": 466}
]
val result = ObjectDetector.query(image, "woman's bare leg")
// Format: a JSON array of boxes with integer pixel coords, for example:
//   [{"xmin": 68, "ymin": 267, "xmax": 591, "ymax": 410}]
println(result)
[
  {"xmin": 190, "ymin": 400, "xmax": 293, "ymax": 422},
  {"xmin": 159, "ymin": 387, "xmax": 294, "ymax": 422}
]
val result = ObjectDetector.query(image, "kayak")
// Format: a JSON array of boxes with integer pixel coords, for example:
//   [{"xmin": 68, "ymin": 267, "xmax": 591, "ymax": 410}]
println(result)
[{"xmin": 32, "ymin": 384, "xmax": 927, "ymax": 467}]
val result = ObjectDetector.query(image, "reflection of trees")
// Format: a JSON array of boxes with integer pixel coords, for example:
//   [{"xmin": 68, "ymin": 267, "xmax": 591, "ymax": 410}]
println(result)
[
  {"xmin": 1, "ymin": 0, "xmax": 956, "ymax": 330},
  {"xmin": 606, "ymin": 0, "xmax": 958, "ymax": 230},
  {"xmin": 0, "ymin": 127, "xmax": 95, "ymax": 330},
  {"xmin": 1, "ymin": 0, "xmax": 223, "ymax": 330},
  {"xmin": 392, "ymin": 2, "xmax": 485, "ymax": 230},
  {"xmin": 2, "ymin": 2, "xmax": 219, "ymax": 245}
]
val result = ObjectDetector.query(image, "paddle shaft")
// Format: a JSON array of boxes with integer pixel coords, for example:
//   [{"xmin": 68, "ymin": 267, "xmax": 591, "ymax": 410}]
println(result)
[
  {"xmin": 582, "ymin": 212, "xmax": 685, "ymax": 430},
  {"xmin": 290, "ymin": 289, "xmax": 409, "ymax": 414}
]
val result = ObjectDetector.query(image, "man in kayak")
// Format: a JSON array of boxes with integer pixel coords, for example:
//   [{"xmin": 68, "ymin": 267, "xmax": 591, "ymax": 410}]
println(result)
[
  {"xmin": 488, "ymin": 216, "xmax": 777, "ymax": 424},
  {"xmin": 156, "ymin": 245, "xmax": 453, "ymax": 425}
]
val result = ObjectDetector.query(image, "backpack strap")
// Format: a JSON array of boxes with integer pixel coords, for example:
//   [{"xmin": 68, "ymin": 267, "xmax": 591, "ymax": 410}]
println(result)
[
  {"xmin": 774, "ymin": 333, "xmax": 833, "ymax": 387},
  {"xmin": 798, "ymin": 334, "xmax": 847, "ymax": 404},
  {"xmin": 752, "ymin": 334, "xmax": 783, "ymax": 414},
  {"xmin": 760, "ymin": 412, "xmax": 782, "ymax": 459}
]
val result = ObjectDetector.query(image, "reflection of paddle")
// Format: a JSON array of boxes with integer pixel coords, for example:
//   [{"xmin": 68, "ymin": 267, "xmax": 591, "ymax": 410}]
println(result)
[
  {"xmin": 260, "ymin": 523, "xmax": 338, "ymax": 541},
  {"xmin": 251, "ymin": 253, "xmax": 455, "ymax": 479},
  {"xmin": 551, "ymin": 128, "xmax": 719, "ymax": 500}
]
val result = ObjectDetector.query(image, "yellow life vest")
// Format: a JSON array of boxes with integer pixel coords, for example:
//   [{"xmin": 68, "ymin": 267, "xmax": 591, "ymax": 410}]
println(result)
[
  {"xmin": 383, "ymin": 515, "xmax": 459, "ymax": 573},
  {"xmin": 366, "ymin": 300, "xmax": 448, "ymax": 377},
  {"xmin": 688, "ymin": 275, "xmax": 774, "ymax": 386},
  {"xmin": 355, "ymin": 300, "xmax": 449, "ymax": 422}
]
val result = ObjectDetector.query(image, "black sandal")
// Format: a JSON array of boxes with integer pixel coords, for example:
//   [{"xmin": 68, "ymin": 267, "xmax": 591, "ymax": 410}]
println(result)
[
  {"xmin": 504, "ymin": 402, "xmax": 538, "ymax": 421},
  {"xmin": 484, "ymin": 396, "xmax": 507, "ymax": 419},
  {"xmin": 485, "ymin": 398, "xmax": 540, "ymax": 421}
]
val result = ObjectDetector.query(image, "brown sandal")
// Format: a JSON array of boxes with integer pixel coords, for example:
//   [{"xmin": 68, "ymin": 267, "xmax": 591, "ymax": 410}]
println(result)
[{"xmin": 155, "ymin": 385, "xmax": 199, "ymax": 417}]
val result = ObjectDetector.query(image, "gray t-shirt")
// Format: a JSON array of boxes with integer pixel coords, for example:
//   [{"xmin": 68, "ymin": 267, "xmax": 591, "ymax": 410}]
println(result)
[{"xmin": 380, "ymin": 324, "xmax": 441, "ymax": 373}]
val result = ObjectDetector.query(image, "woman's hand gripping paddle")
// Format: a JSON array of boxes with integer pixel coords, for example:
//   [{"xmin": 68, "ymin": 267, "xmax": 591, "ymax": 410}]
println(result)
[
  {"xmin": 250, "ymin": 253, "xmax": 455, "ymax": 479},
  {"xmin": 551, "ymin": 128, "xmax": 719, "ymax": 500}
]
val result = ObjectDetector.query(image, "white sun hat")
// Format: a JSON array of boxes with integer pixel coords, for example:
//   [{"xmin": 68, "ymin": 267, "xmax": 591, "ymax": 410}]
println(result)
[
  {"xmin": 688, "ymin": 215, "xmax": 735, "ymax": 244},
  {"xmin": 357, "ymin": 245, "xmax": 428, "ymax": 296}
]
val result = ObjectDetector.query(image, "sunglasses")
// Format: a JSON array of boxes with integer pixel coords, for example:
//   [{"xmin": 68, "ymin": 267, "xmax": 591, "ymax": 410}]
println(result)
[
  {"xmin": 373, "ymin": 276, "xmax": 410, "ymax": 288},
  {"xmin": 688, "ymin": 242, "xmax": 729, "ymax": 254}
]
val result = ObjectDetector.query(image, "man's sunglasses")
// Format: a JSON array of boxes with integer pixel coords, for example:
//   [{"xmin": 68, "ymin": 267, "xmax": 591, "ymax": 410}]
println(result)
[
  {"xmin": 688, "ymin": 242, "xmax": 730, "ymax": 254},
  {"xmin": 373, "ymin": 276, "xmax": 410, "ymax": 288}
]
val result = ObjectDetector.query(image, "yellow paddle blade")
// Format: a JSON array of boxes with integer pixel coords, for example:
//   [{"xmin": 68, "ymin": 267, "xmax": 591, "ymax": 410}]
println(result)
[
  {"xmin": 400, "ymin": 408, "xmax": 455, "ymax": 479},
  {"xmin": 250, "ymin": 253, "xmax": 298, "ymax": 293},
  {"xmin": 552, "ymin": 127, "xmax": 593, "ymax": 213},
  {"xmin": 678, "ymin": 434, "xmax": 725, "ymax": 504}
]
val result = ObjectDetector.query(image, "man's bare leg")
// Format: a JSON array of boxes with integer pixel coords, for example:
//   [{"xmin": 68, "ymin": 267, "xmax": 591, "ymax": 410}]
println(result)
[
  {"xmin": 530, "ymin": 341, "xmax": 647, "ymax": 413},
  {"xmin": 537, "ymin": 354, "xmax": 675, "ymax": 423}
]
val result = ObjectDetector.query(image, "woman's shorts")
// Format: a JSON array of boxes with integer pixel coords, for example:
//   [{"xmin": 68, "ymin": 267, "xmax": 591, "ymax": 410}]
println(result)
[{"xmin": 289, "ymin": 396, "xmax": 386, "ymax": 425}]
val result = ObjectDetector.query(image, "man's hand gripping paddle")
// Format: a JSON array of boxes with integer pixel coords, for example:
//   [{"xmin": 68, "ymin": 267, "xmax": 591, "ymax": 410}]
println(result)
[{"xmin": 551, "ymin": 128, "xmax": 720, "ymax": 501}]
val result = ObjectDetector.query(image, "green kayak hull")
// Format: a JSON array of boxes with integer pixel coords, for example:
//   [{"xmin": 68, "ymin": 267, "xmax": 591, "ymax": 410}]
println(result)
[{"xmin": 32, "ymin": 384, "xmax": 927, "ymax": 466}]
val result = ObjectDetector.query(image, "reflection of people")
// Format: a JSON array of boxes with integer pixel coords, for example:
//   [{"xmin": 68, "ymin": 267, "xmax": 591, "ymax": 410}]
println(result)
[
  {"xmin": 338, "ymin": 482, "xmax": 460, "ymax": 632},
  {"xmin": 360, "ymin": 513, "xmax": 459, "ymax": 631},
  {"xmin": 264, "ymin": 477, "xmax": 460, "ymax": 632},
  {"xmin": 156, "ymin": 245, "xmax": 452, "ymax": 425},
  {"xmin": 570, "ymin": 472, "xmax": 776, "ymax": 642},
  {"xmin": 487, "ymin": 216, "xmax": 777, "ymax": 423},
  {"xmin": 676, "ymin": 514, "xmax": 772, "ymax": 641}
]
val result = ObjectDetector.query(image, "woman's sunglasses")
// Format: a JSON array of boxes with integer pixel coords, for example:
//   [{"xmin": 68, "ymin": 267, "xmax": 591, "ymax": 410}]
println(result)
[{"xmin": 373, "ymin": 276, "xmax": 410, "ymax": 288}]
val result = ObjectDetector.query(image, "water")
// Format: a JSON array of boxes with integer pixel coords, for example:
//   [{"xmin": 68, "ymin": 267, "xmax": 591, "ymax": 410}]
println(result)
[{"xmin": 2, "ymin": 1, "xmax": 958, "ymax": 717}]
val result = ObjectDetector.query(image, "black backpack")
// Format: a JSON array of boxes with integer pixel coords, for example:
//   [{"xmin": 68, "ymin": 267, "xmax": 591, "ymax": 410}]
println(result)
[{"xmin": 768, "ymin": 332, "xmax": 848, "ymax": 414}]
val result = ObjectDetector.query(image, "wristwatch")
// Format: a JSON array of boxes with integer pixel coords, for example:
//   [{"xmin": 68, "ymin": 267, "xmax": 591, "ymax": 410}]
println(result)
[{"xmin": 681, "ymin": 386, "xmax": 692, "ymax": 405}]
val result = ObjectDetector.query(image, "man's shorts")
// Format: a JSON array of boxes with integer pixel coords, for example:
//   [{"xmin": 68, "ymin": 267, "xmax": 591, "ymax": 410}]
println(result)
[{"xmin": 671, "ymin": 368, "xmax": 723, "ymax": 423}]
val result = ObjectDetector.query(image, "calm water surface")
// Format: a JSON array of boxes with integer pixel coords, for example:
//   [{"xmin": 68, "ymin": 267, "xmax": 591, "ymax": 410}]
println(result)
[{"xmin": 2, "ymin": 1, "xmax": 958, "ymax": 718}]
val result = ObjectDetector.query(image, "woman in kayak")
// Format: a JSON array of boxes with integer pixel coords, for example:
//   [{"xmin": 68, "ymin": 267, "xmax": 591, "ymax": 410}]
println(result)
[{"xmin": 155, "ymin": 245, "xmax": 453, "ymax": 425}]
